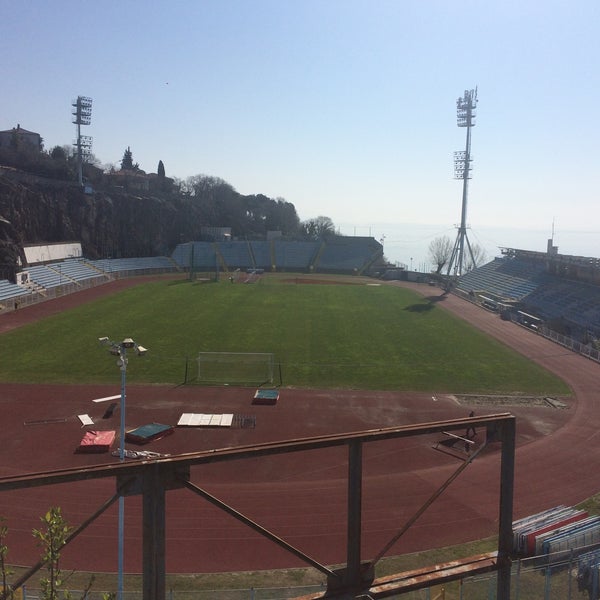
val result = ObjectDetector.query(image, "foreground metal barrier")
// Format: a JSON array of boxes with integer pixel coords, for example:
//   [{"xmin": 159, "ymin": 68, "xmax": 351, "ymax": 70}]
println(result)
[{"xmin": 0, "ymin": 414, "xmax": 515, "ymax": 600}]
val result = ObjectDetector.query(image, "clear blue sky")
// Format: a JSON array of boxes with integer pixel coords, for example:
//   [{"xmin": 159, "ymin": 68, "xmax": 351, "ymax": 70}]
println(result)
[{"xmin": 2, "ymin": 0, "xmax": 599, "ymax": 266}]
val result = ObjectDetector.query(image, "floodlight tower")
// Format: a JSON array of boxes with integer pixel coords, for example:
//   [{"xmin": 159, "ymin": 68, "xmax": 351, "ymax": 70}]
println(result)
[
  {"xmin": 446, "ymin": 88, "xmax": 478, "ymax": 278},
  {"xmin": 72, "ymin": 96, "xmax": 93, "ymax": 187},
  {"xmin": 98, "ymin": 336, "xmax": 147, "ymax": 600}
]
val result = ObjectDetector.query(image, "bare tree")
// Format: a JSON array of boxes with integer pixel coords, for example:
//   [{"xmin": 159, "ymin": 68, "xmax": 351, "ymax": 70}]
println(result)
[
  {"xmin": 466, "ymin": 243, "xmax": 487, "ymax": 271},
  {"xmin": 302, "ymin": 216, "xmax": 336, "ymax": 240},
  {"xmin": 428, "ymin": 236, "xmax": 453, "ymax": 274}
]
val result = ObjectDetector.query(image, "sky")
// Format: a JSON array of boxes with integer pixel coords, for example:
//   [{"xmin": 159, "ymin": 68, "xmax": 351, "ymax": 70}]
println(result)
[{"xmin": 2, "ymin": 0, "xmax": 599, "ymax": 268}]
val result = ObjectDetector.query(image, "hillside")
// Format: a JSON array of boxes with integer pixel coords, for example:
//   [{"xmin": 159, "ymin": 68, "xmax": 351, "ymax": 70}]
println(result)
[{"xmin": 0, "ymin": 165, "xmax": 301, "ymax": 282}]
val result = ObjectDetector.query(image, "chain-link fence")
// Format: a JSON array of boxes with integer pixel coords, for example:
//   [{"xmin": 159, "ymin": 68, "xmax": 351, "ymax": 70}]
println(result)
[
  {"xmin": 14, "ymin": 584, "xmax": 327, "ymax": 600},
  {"xmin": 31, "ymin": 546, "xmax": 592, "ymax": 600}
]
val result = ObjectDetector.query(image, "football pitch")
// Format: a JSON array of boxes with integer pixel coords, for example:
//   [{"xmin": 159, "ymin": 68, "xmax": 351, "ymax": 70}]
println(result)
[{"xmin": 0, "ymin": 275, "xmax": 569, "ymax": 395}]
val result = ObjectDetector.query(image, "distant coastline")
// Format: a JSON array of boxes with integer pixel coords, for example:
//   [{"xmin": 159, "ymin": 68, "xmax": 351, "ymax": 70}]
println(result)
[{"xmin": 339, "ymin": 222, "xmax": 599, "ymax": 272}]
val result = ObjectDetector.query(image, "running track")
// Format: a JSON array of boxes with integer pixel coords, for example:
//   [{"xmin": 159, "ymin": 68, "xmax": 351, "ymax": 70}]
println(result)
[{"xmin": 0, "ymin": 279, "xmax": 597, "ymax": 574}]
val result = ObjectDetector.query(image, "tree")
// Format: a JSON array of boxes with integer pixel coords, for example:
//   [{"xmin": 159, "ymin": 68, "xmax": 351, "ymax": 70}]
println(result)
[
  {"xmin": 120, "ymin": 147, "xmax": 136, "ymax": 171},
  {"xmin": 302, "ymin": 216, "xmax": 336, "ymax": 240},
  {"xmin": 428, "ymin": 236, "xmax": 453, "ymax": 274},
  {"xmin": 157, "ymin": 160, "xmax": 165, "ymax": 178},
  {"xmin": 183, "ymin": 174, "xmax": 235, "ymax": 198},
  {"xmin": 466, "ymin": 242, "xmax": 487, "ymax": 271},
  {"xmin": 49, "ymin": 146, "xmax": 67, "ymax": 161}
]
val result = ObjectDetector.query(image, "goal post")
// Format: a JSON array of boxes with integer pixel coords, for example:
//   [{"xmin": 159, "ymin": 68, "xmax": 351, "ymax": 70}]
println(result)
[{"xmin": 187, "ymin": 352, "xmax": 277, "ymax": 386}]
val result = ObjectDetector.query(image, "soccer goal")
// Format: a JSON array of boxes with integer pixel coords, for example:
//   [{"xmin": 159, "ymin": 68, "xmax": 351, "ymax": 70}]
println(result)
[{"xmin": 187, "ymin": 352, "xmax": 277, "ymax": 386}]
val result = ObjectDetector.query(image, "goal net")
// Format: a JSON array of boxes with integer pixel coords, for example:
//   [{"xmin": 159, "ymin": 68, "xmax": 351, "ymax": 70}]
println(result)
[{"xmin": 189, "ymin": 352, "xmax": 276, "ymax": 386}]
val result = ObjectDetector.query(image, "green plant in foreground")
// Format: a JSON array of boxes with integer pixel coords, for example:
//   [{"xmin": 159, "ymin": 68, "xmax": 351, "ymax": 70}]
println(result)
[
  {"xmin": 1, "ymin": 512, "xmax": 105, "ymax": 600},
  {"xmin": 0, "ymin": 517, "xmax": 13, "ymax": 600},
  {"xmin": 33, "ymin": 507, "xmax": 72, "ymax": 600}
]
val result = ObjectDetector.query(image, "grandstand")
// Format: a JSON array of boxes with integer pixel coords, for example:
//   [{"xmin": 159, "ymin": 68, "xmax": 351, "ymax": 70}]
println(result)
[
  {"xmin": 316, "ymin": 236, "xmax": 383, "ymax": 273},
  {"xmin": 170, "ymin": 236, "xmax": 382, "ymax": 274},
  {"xmin": 0, "ymin": 279, "xmax": 29, "ymax": 305},
  {"xmin": 272, "ymin": 240, "xmax": 321, "ymax": 270},
  {"xmin": 456, "ymin": 245, "xmax": 600, "ymax": 344},
  {"xmin": 0, "ymin": 236, "xmax": 383, "ymax": 311},
  {"xmin": 87, "ymin": 255, "xmax": 177, "ymax": 276}
]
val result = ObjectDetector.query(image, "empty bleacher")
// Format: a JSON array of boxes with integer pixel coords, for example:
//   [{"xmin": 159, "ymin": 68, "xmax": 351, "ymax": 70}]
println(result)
[
  {"xmin": 171, "ymin": 242, "xmax": 217, "ymax": 270},
  {"xmin": 522, "ymin": 278, "xmax": 600, "ymax": 333},
  {"xmin": 48, "ymin": 258, "xmax": 104, "ymax": 283},
  {"xmin": 272, "ymin": 241, "xmax": 320, "ymax": 270},
  {"xmin": 215, "ymin": 242, "xmax": 253, "ymax": 269},
  {"xmin": 458, "ymin": 254, "xmax": 600, "ymax": 341},
  {"xmin": 88, "ymin": 256, "xmax": 177, "ymax": 276},
  {"xmin": 316, "ymin": 237, "xmax": 383, "ymax": 273},
  {"xmin": 171, "ymin": 238, "xmax": 380, "ymax": 273},
  {"xmin": 456, "ymin": 257, "xmax": 550, "ymax": 301},
  {"xmin": 0, "ymin": 280, "xmax": 30, "ymax": 303},
  {"xmin": 248, "ymin": 241, "xmax": 272, "ymax": 270},
  {"xmin": 26, "ymin": 264, "xmax": 65, "ymax": 289}
]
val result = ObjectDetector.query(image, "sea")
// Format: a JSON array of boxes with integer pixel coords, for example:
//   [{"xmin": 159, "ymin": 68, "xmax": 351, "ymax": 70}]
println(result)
[{"xmin": 337, "ymin": 223, "xmax": 600, "ymax": 273}]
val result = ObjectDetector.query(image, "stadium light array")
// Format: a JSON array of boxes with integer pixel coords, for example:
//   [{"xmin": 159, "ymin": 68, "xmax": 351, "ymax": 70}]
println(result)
[
  {"xmin": 72, "ymin": 96, "xmax": 93, "ymax": 125},
  {"xmin": 446, "ymin": 87, "xmax": 478, "ymax": 278},
  {"xmin": 98, "ymin": 336, "xmax": 147, "ymax": 600},
  {"xmin": 72, "ymin": 96, "xmax": 93, "ymax": 188}
]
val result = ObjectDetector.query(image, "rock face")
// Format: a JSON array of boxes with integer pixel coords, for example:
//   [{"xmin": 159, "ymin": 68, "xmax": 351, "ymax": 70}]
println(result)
[
  {"xmin": 0, "ymin": 165, "xmax": 304, "ymax": 283},
  {"xmin": 0, "ymin": 169, "xmax": 198, "ymax": 281}
]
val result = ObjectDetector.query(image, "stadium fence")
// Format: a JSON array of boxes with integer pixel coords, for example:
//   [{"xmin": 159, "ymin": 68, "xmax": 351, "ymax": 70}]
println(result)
[
  {"xmin": 16, "ymin": 546, "xmax": 600, "ymax": 599},
  {"xmin": 453, "ymin": 287, "xmax": 600, "ymax": 366}
]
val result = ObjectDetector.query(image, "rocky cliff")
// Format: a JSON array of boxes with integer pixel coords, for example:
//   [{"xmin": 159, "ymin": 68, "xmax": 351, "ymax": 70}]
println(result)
[
  {"xmin": 0, "ymin": 169, "xmax": 208, "ymax": 281},
  {"xmin": 0, "ymin": 166, "xmax": 302, "ymax": 282}
]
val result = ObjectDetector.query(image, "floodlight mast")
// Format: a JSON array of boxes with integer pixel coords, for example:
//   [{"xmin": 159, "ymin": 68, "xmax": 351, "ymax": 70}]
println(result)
[
  {"xmin": 447, "ymin": 88, "xmax": 478, "ymax": 278},
  {"xmin": 72, "ymin": 96, "xmax": 93, "ymax": 187},
  {"xmin": 98, "ymin": 336, "xmax": 147, "ymax": 600}
]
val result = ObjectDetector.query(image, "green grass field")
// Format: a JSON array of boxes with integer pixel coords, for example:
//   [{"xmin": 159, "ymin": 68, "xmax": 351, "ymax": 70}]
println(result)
[{"xmin": 0, "ymin": 276, "xmax": 570, "ymax": 395}]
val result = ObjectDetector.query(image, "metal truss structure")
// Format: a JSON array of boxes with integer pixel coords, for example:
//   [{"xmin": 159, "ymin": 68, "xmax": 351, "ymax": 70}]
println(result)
[
  {"xmin": 0, "ymin": 413, "xmax": 515, "ymax": 600},
  {"xmin": 447, "ymin": 88, "xmax": 478, "ymax": 278}
]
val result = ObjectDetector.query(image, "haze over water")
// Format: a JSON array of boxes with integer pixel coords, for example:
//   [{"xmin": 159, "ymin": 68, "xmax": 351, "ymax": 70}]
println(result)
[{"xmin": 338, "ymin": 222, "xmax": 600, "ymax": 273}]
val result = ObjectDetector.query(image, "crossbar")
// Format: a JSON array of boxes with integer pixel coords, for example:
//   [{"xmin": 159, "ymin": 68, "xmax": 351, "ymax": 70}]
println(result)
[
  {"xmin": 293, "ymin": 552, "xmax": 499, "ymax": 599},
  {"xmin": 0, "ymin": 413, "xmax": 516, "ymax": 600}
]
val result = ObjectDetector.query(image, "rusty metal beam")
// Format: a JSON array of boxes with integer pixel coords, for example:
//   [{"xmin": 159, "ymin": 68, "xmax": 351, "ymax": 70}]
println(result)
[
  {"xmin": 496, "ymin": 418, "xmax": 516, "ymax": 600},
  {"xmin": 181, "ymin": 478, "xmax": 337, "ymax": 578},
  {"xmin": 368, "ymin": 551, "xmax": 498, "ymax": 598},
  {"xmin": 143, "ymin": 464, "xmax": 166, "ymax": 600},
  {"xmin": 368, "ymin": 441, "xmax": 488, "ymax": 569},
  {"xmin": 291, "ymin": 552, "xmax": 498, "ymax": 599},
  {"xmin": 346, "ymin": 440, "xmax": 363, "ymax": 584},
  {"xmin": 0, "ymin": 413, "xmax": 516, "ymax": 600},
  {"xmin": 0, "ymin": 414, "xmax": 514, "ymax": 492}
]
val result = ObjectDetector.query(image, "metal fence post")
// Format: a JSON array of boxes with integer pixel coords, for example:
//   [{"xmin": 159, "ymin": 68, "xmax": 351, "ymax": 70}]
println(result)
[{"xmin": 514, "ymin": 557, "xmax": 521, "ymax": 600}]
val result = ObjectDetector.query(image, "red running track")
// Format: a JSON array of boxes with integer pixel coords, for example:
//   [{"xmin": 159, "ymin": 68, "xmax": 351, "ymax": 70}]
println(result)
[{"xmin": 0, "ymin": 279, "xmax": 596, "ymax": 574}]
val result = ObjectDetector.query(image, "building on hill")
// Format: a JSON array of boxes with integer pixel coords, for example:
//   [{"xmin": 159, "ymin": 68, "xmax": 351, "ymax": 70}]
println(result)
[
  {"xmin": 105, "ymin": 168, "xmax": 150, "ymax": 192},
  {"xmin": 0, "ymin": 124, "xmax": 42, "ymax": 151}
]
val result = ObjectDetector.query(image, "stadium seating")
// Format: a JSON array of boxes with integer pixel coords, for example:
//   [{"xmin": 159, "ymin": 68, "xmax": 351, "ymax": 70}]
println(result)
[
  {"xmin": 0, "ymin": 280, "xmax": 30, "ymax": 302},
  {"xmin": 88, "ymin": 256, "xmax": 177, "ymax": 275},
  {"xmin": 272, "ymin": 241, "xmax": 320, "ymax": 270},
  {"xmin": 48, "ymin": 258, "xmax": 102, "ymax": 282},
  {"xmin": 522, "ymin": 278, "xmax": 600, "ymax": 333},
  {"xmin": 171, "ymin": 238, "xmax": 381, "ymax": 273},
  {"xmin": 316, "ymin": 237, "xmax": 383, "ymax": 272},
  {"xmin": 458, "ymin": 254, "xmax": 600, "ymax": 341},
  {"xmin": 456, "ymin": 257, "xmax": 550, "ymax": 301},
  {"xmin": 248, "ymin": 241, "xmax": 272, "ymax": 269},
  {"xmin": 171, "ymin": 242, "xmax": 216, "ymax": 269},
  {"xmin": 26, "ymin": 264, "xmax": 65, "ymax": 289},
  {"xmin": 215, "ymin": 242, "xmax": 253, "ymax": 269}
]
